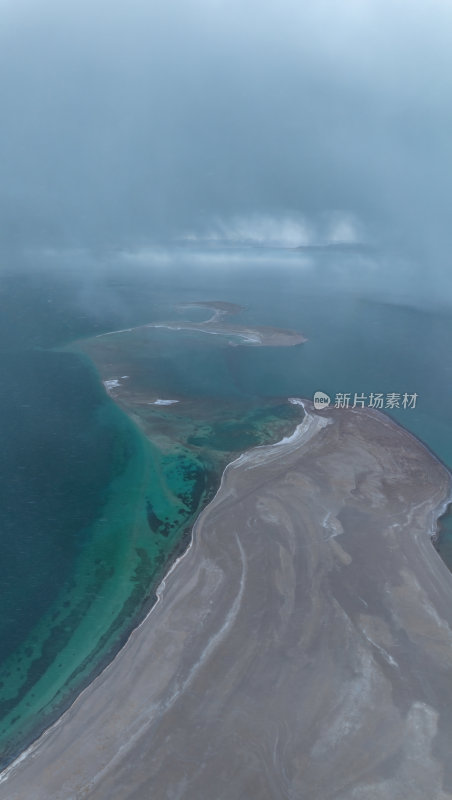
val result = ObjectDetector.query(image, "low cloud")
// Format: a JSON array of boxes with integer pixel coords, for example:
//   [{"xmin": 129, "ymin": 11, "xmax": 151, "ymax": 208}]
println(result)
[
  {"xmin": 0, "ymin": 0, "xmax": 451, "ymax": 286},
  {"xmin": 180, "ymin": 212, "xmax": 363, "ymax": 249},
  {"xmin": 181, "ymin": 215, "xmax": 313, "ymax": 247}
]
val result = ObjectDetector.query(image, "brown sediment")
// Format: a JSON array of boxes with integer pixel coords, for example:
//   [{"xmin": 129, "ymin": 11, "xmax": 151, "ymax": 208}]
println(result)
[
  {"xmin": 2, "ymin": 403, "xmax": 452, "ymax": 799},
  {"xmin": 96, "ymin": 300, "xmax": 307, "ymax": 347},
  {"xmin": 177, "ymin": 300, "xmax": 245, "ymax": 316},
  {"xmin": 144, "ymin": 320, "xmax": 307, "ymax": 346}
]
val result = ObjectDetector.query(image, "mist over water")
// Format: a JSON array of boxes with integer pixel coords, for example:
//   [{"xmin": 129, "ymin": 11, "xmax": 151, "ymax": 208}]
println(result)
[
  {"xmin": 1, "ymin": 0, "xmax": 452, "ymax": 274},
  {"xmin": 1, "ymin": 0, "xmax": 452, "ymax": 770}
]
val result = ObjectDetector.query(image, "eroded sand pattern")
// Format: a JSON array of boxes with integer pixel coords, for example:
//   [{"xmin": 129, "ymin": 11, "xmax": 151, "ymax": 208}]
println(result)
[{"xmin": 2, "ymin": 402, "xmax": 452, "ymax": 799}]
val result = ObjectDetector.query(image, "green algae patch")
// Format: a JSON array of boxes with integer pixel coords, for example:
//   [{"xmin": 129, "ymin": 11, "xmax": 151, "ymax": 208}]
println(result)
[
  {"xmin": 0, "ymin": 328, "xmax": 304, "ymax": 768},
  {"xmin": 0, "ymin": 391, "xmax": 214, "ymax": 767}
]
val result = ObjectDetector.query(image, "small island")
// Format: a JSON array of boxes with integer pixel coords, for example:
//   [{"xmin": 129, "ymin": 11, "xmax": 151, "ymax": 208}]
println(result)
[{"xmin": 98, "ymin": 301, "xmax": 307, "ymax": 347}]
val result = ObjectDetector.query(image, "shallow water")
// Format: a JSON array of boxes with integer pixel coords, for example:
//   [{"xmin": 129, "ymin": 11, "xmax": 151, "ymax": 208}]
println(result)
[{"xmin": 1, "ymin": 250, "xmax": 451, "ymax": 766}]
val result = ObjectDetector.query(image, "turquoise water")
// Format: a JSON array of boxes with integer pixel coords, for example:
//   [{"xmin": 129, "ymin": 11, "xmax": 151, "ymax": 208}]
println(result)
[{"xmin": 1, "ymin": 251, "xmax": 451, "ymax": 766}]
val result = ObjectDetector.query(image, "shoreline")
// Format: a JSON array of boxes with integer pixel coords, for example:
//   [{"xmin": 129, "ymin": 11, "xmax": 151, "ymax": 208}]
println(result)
[
  {"xmin": 94, "ymin": 300, "xmax": 307, "ymax": 347},
  {"xmin": 350, "ymin": 404, "xmax": 452, "ymax": 542},
  {"xmin": 0, "ymin": 398, "xmax": 309, "ymax": 782},
  {"xmin": 2, "ymin": 402, "xmax": 452, "ymax": 798}
]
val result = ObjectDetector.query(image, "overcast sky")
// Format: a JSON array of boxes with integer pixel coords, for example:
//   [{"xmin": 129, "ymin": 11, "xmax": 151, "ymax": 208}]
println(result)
[{"xmin": 1, "ymin": 0, "xmax": 451, "ymax": 270}]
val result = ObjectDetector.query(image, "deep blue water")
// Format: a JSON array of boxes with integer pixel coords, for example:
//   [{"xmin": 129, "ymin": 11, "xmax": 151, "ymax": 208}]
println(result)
[{"xmin": 0, "ymin": 350, "xmax": 119, "ymax": 657}]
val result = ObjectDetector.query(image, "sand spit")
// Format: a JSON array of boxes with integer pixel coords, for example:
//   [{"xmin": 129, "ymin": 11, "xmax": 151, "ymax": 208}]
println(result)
[
  {"xmin": 145, "ymin": 299, "xmax": 307, "ymax": 346},
  {"xmin": 95, "ymin": 301, "xmax": 307, "ymax": 347},
  {"xmin": 2, "ymin": 403, "xmax": 452, "ymax": 799}
]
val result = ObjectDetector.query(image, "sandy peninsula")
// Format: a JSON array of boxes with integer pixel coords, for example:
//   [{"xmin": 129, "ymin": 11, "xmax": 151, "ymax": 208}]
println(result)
[
  {"xmin": 98, "ymin": 301, "xmax": 307, "ymax": 347},
  {"xmin": 1, "ymin": 402, "xmax": 452, "ymax": 799}
]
